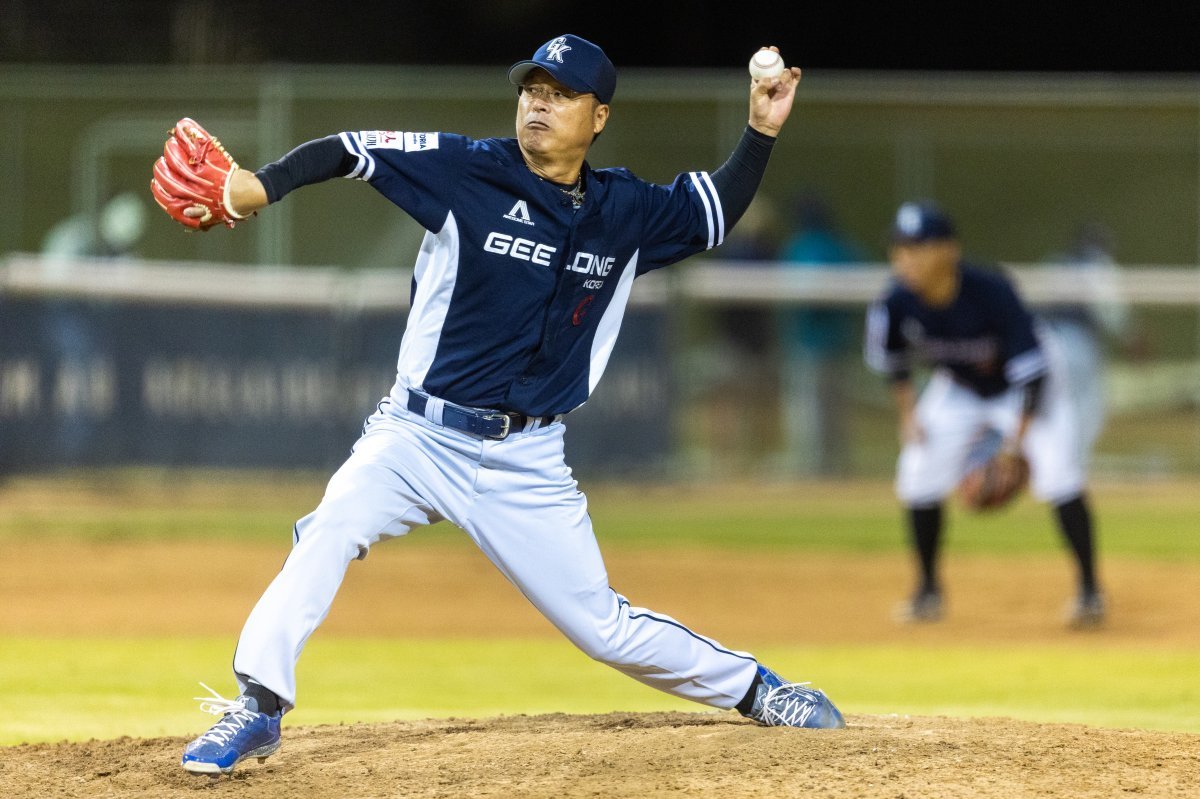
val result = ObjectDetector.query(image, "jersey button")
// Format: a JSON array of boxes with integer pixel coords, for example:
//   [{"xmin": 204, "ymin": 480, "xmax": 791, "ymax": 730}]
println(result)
[{"xmin": 518, "ymin": 377, "xmax": 532, "ymax": 385}]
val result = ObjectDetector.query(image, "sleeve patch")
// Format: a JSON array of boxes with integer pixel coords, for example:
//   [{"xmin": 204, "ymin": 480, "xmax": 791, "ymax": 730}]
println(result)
[
  {"xmin": 357, "ymin": 131, "xmax": 440, "ymax": 152},
  {"xmin": 404, "ymin": 132, "xmax": 439, "ymax": 152}
]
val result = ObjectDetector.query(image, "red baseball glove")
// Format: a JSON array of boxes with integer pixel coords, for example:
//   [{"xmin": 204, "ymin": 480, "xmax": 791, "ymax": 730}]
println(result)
[
  {"xmin": 150, "ymin": 118, "xmax": 250, "ymax": 231},
  {"xmin": 959, "ymin": 447, "xmax": 1030, "ymax": 511}
]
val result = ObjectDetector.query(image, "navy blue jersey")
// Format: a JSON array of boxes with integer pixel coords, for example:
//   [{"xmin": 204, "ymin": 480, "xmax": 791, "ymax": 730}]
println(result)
[
  {"xmin": 864, "ymin": 263, "xmax": 1047, "ymax": 397},
  {"xmin": 336, "ymin": 130, "xmax": 725, "ymax": 417}
]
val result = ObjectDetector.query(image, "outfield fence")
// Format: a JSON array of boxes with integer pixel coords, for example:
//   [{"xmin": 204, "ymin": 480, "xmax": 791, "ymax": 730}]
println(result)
[{"xmin": 2, "ymin": 254, "xmax": 1198, "ymax": 477}]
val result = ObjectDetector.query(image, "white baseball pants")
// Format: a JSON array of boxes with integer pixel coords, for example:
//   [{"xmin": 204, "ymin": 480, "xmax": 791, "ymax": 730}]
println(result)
[
  {"xmin": 897, "ymin": 328, "xmax": 1086, "ymax": 507},
  {"xmin": 233, "ymin": 399, "xmax": 758, "ymax": 712}
]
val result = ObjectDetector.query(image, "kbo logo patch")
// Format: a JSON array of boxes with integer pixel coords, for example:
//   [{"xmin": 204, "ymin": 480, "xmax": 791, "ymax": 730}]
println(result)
[
  {"xmin": 361, "ymin": 131, "xmax": 439, "ymax": 152},
  {"xmin": 360, "ymin": 131, "xmax": 402, "ymax": 149}
]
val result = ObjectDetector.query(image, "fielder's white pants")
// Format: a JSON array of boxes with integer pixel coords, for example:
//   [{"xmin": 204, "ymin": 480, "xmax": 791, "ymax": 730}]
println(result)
[
  {"xmin": 897, "ymin": 328, "xmax": 1086, "ymax": 507},
  {"xmin": 1042, "ymin": 318, "xmax": 1106, "ymax": 463},
  {"xmin": 233, "ymin": 398, "xmax": 758, "ymax": 712}
]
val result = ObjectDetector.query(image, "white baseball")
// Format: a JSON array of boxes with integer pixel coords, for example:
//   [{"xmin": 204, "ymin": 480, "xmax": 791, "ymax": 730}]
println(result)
[{"xmin": 749, "ymin": 50, "xmax": 785, "ymax": 80}]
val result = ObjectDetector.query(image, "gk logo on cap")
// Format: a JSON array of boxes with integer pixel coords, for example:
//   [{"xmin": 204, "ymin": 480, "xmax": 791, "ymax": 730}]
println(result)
[
  {"xmin": 897, "ymin": 204, "xmax": 922, "ymax": 237},
  {"xmin": 545, "ymin": 37, "xmax": 572, "ymax": 63}
]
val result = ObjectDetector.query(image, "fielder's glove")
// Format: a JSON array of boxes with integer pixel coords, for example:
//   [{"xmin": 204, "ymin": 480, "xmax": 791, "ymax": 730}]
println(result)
[
  {"xmin": 958, "ymin": 446, "xmax": 1030, "ymax": 511},
  {"xmin": 150, "ymin": 117, "xmax": 251, "ymax": 231}
]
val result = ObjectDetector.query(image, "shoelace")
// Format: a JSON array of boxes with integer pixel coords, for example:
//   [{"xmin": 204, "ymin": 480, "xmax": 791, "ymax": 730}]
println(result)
[
  {"xmin": 193, "ymin": 682, "xmax": 257, "ymax": 745},
  {"xmin": 758, "ymin": 681, "xmax": 821, "ymax": 727}
]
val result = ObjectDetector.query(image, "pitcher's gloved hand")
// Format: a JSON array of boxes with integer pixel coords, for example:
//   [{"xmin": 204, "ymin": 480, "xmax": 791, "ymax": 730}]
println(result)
[{"xmin": 150, "ymin": 117, "xmax": 251, "ymax": 231}]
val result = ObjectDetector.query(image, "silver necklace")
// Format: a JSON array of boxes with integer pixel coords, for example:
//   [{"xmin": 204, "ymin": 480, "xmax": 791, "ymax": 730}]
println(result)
[
  {"xmin": 561, "ymin": 176, "xmax": 586, "ymax": 208},
  {"xmin": 528, "ymin": 163, "xmax": 586, "ymax": 208}
]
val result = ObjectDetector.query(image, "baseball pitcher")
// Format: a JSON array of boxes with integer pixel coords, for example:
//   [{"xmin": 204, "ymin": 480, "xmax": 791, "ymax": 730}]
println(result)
[{"xmin": 154, "ymin": 36, "xmax": 845, "ymax": 778}]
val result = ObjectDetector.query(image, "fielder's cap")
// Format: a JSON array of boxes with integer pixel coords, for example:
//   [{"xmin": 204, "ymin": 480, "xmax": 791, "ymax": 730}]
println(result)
[
  {"xmin": 890, "ymin": 201, "xmax": 957, "ymax": 244},
  {"xmin": 508, "ymin": 34, "xmax": 616, "ymax": 104}
]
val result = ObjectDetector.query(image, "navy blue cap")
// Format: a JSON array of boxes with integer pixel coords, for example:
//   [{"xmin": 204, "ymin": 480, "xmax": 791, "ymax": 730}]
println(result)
[
  {"xmin": 890, "ymin": 201, "xmax": 957, "ymax": 243},
  {"xmin": 508, "ymin": 34, "xmax": 616, "ymax": 104}
]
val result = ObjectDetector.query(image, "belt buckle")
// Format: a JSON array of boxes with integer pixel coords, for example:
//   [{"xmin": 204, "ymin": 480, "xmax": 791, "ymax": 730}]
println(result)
[{"xmin": 483, "ymin": 411, "xmax": 511, "ymax": 440}]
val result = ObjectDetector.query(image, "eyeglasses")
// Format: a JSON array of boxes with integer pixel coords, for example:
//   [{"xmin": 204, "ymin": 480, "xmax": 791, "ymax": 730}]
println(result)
[{"xmin": 518, "ymin": 84, "xmax": 591, "ymax": 106}]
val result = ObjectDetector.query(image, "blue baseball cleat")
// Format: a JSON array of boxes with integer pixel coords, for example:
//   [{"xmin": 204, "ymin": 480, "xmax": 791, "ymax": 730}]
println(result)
[
  {"xmin": 743, "ymin": 665, "xmax": 846, "ymax": 728},
  {"xmin": 181, "ymin": 683, "xmax": 282, "ymax": 776}
]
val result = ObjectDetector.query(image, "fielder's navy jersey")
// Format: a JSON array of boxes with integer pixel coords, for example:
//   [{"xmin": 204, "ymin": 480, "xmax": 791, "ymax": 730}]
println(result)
[
  {"xmin": 338, "ymin": 130, "xmax": 725, "ymax": 417},
  {"xmin": 864, "ymin": 263, "xmax": 1047, "ymax": 397}
]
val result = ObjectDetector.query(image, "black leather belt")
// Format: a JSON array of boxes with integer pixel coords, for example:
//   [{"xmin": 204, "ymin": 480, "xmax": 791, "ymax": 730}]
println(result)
[{"xmin": 406, "ymin": 391, "xmax": 557, "ymax": 441}]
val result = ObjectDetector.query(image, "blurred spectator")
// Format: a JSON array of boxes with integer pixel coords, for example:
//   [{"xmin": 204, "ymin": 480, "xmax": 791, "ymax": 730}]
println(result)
[
  {"xmin": 36, "ymin": 192, "xmax": 145, "ymax": 464},
  {"xmin": 42, "ymin": 191, "xmax": 147, "ymax": 261},
  {"xmin": 700, "ymin": 196, "xmax": 781, "ymax": 472},
  {"xmin": 776, "ymin": 192, "xmax": 866, "ymax": 475}
]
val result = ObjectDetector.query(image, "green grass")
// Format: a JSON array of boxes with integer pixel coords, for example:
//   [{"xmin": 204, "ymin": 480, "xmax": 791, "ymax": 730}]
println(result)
[
  {"xmin": 584, "ymin": 480, "xmax": 1200, "ymax": 559},
  {"xmin": 3, "ymin": 637, "xmax": 1197, "ymax": 746},
  {"xmin": 4, "ymin": 470, "xmax": 1200, "ymax": 559}
]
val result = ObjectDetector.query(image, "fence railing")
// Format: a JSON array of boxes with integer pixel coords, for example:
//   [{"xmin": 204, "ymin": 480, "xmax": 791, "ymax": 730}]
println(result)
[
  {"xmin": 3, "ymin": 254, "xmax": 1199, "ymax": 477},
  {"xmin": 6, "ymin": 254, "xmax": 1200, "ymax": 307}
]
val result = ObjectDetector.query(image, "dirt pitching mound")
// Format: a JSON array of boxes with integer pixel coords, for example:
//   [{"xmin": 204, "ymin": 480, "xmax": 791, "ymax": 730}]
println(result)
[{"xmin": 6, "ymin": 712, "xmax": 1197, "ymax": 799}]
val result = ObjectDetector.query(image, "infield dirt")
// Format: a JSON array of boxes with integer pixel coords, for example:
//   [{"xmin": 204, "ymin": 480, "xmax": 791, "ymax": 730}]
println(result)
[{"xmin": 7, "ymin": 711, "xmax": 1200, "ymax": 798}]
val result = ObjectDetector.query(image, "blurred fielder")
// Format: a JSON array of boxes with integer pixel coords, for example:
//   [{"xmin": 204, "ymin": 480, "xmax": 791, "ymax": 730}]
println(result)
[
  {"xmin": 152, "ymin": 35, "xmax": 844, "ymax": 778},
  {"xmin": 865, "ymin": 201, "xmax": 1105, "ymax": 629}
]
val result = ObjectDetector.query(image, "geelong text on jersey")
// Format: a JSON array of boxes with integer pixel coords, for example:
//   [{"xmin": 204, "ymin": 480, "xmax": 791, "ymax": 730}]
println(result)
[{"xmin": 483, "ymin": 231, "xmax": 557, "ymax": 267}]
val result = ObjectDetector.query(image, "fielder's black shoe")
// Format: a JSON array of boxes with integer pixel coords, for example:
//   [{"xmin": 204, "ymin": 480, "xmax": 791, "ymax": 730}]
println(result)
[
  {"xmin": 1067, "ymin": 591, "xmax": 1106, "ymax": 629},
  {"xmin": 896, "ymin": 589, "xmax": 943, "ymax": 623}
]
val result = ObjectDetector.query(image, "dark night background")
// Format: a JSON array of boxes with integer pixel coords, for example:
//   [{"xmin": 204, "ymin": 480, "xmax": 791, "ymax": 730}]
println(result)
[{"xmin": 2, "ymin": 1, "xmax": 1199, "ymax": 73}]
